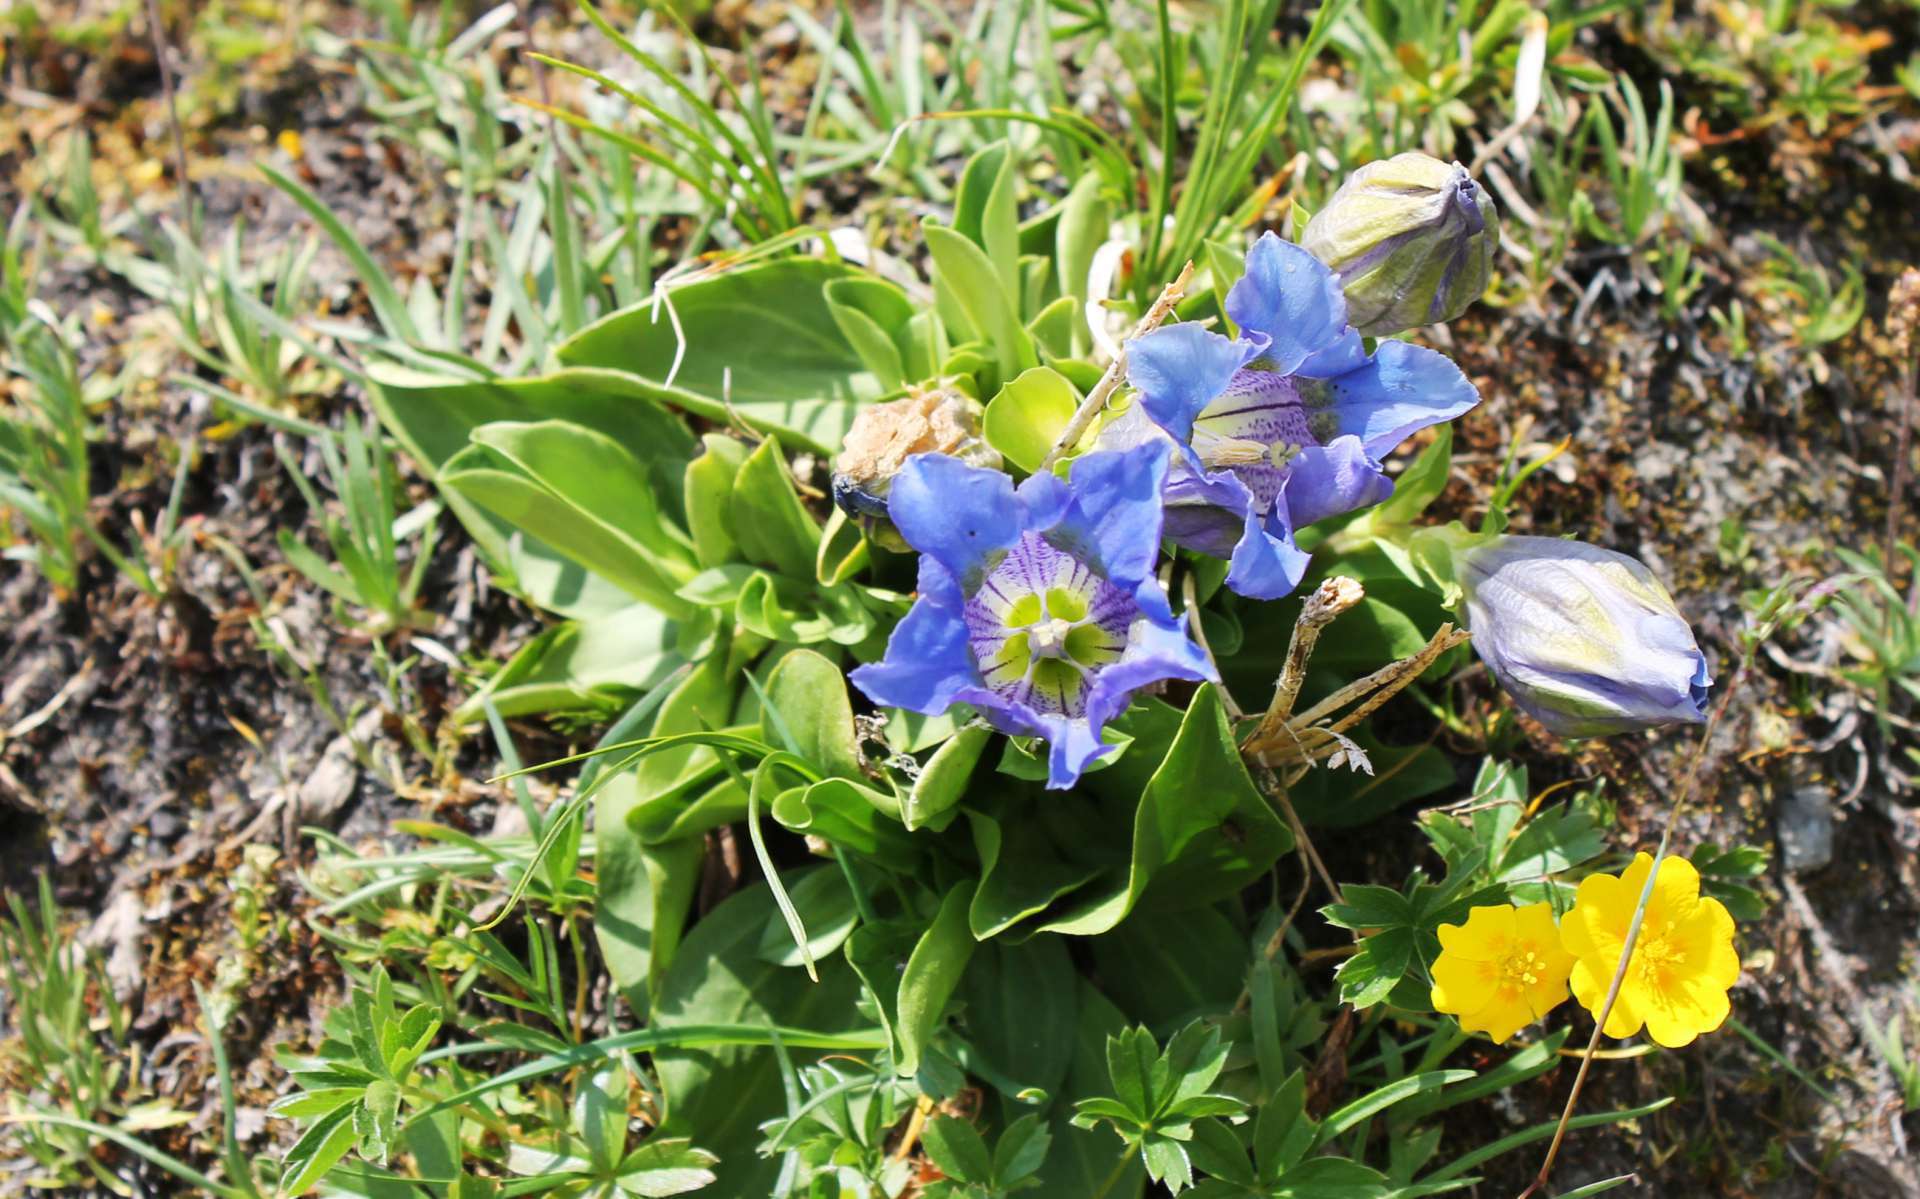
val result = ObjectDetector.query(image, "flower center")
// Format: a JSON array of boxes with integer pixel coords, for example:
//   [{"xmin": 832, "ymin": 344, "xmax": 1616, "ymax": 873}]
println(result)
[
  {"xmin": 1634, "ymin": 925, "xmax": 1687, "ymax": 982},
  {"xmin": 1499, "ymin": 947, "xmax": 1546, "ymax": 989},
  {"xmin": 961, "ymin": 533, "xmax": 1137, "ymax": 719}
]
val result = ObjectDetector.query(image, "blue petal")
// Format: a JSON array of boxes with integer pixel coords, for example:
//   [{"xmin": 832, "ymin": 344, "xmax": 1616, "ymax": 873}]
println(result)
[
  {"xmin": 1313, "ymin": 340, "xmax": 1480, "ymax": 458},
  {"xmin": 1040, "ymin": 716, "xmax": 1112, "ymax": 789},
  {"xmin": 1086, "ymin": 618, "xmax": 1217, "ymax": 730},
  {"xmin": 1224, "ymin": 508, "xmax": 1314, "ymax": 600},
  {"xmin": 849, "ymin": 591, "xmax": 978, "ymax": 715},
  {"xmin": 887, "ymin": 453, "xmax": 1025, "ymax": 590},
  {"xmin": 1127, "ymin": 323, "xmax": 1263, "ymax": 455},
  {"xmin": 1225, "ymin": 233, "xmax": 1350, "ymax": 374},
  {"xmin": 1045, "ymin": 442, "xmax": 1171, "ymax": 592},
  {"xmin": 1014, "ymin": 469, "xmax": 1070, "ymax": 531},
  {"xmin": 1277, "ymin": 435, "xmax": 1393, "ymax": 530}
]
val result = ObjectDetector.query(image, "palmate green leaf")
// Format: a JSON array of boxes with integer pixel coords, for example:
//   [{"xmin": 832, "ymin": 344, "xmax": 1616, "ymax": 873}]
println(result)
[{"xmin": 557, "ymin": 258, "xmax": 896, "ymax": 454}]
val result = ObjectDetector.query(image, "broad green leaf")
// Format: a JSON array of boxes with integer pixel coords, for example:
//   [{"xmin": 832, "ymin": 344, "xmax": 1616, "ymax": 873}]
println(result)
[
  {"xmin": 825, "ymin": 276, "xmax": 916, "ymax": 392},
  {"xmin": 1056, "ymin": 174, "xmax": 1111, "ymax": 355},
  {"xmin": 967, "ymin": 798, "xmax": 1108, "ymax": 939},
  {"xmin": 905, "ymin": 723, "xmax": 990, "ymax": 831},
  {"xmin": 367, "ymin": 365, "xmax": 695, "ymax": 617},
  {"xmin": 754, "ymin": 865, "xmax": 859, "ymax": 968},
  {"xmin": 557, "ymin": 258, "xmax": 892, "ymax": 453},
  {"xmin": 953, "ymin": 141, "xmax": 1021, "ymax": 306},
  {"xmin": 958, "ymin": 935, "xmax": 1077, "ymax": 1098},
  {"xmin": 896, "ymin": 880, "xmax": 979, "ymax": 1076},
  {"xmin": 927, "ymin": 223, "xmax": 1037, "ymax": 379},
  {"xmin": 984, "ymin": 366, "xmax": 1079, "ymax": 474},
  {"xmin": 762, "ymin": 649, "xmax": 862, "ymax": 780},
  {"xmin": 1038, "ymin": 688, "xmax": 1291, "ymax": 937},
  {"xmin": 1090, "ymin": 905, "xmax": 1247, "ymax": 1029},
  {"xmin": 920, "ymin": 1116, "xmax": 993, "ymax": 1185},
  {"xmin": 683, "ymin": 434, "xmax": 750, "ymax": 568},
  {"xmin": 1027, "ymin": 295, "xmax": 1081, "ymax": 360},
  {"xmin": 445, "ymin": 422, "xmax": 697, "ymax": 618},
  {"xmin": 730, "ymin": 436, "xmax": 820, "ymax": 579},
  {"xmin": 651, "ymin": 881, "xmax": 869, "ymax": 1197},
  {"xmin": 452, "ymin": 605, "xmax": 683, "ymax": 725},
  {"xmin": 1372, "ymin": 424, "xmax": 1453, "ymax": 526},
  {"xmin": 1034, "ymin": 984, "xmax": 1144, "ymax": 1199}
]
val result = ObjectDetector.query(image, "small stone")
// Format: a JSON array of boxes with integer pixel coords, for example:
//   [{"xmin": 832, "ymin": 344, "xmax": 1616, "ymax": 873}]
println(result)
[
  {"xmin": 296, "ymin": 734, "xmax": 361, "ymax": 825},
  {"xmin": 1777, "ymin": 784, "xmax": 1833, "ymax": 874}
]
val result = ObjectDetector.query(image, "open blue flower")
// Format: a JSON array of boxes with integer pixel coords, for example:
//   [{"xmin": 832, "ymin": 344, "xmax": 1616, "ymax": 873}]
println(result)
[
  {"xmin": 850, "ymin": 442, "xmax": 1216, "ymax": 788},
  {"xmin": 1115, "ymin": 232, "xmax": 1482, "ymax": 599}
]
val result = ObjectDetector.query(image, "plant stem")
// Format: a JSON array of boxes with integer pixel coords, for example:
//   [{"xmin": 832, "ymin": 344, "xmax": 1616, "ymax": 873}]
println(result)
[
  {"xmin": 1515, "ymin": 655, "xmax": 1749, "ymax": 1199},
  {"xmin": 1036, "ymin": 261, "xmax": 1194, "ymax": 474},
  {"xmin": 144, "ymin": 0, "xmax": 195, "ymax": 241},
  {"xmin": 1090, "ymin": 1141, "xmax": 1143, "ymax": 1199}
]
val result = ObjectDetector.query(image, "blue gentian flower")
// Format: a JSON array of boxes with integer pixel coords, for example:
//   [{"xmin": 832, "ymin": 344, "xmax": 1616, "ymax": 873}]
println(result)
[
  {"xmin": 849, "ymin": 442, "xmax": 1216, "ymax": 788},
  {"xmin": 1459, "ymin": 535, "xmax": 1711, "ymax": 738},
  {"xmin": 1113, "ymin": 231, "xmax": 1482, "ymax": 599}
]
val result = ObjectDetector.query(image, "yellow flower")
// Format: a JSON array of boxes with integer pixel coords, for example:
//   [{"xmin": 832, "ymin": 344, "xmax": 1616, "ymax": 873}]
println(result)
[
  {"xmin": 1560, "ymin": 853, "xmax": 1740, "ymax": 1048},
  {"xmin": 1431, "ymin": 902, "xmax": 1575, "ymax": 1043}
]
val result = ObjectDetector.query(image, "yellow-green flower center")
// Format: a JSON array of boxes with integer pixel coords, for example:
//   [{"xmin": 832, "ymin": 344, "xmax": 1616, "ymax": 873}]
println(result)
[{"xmin": 1499, "ymin": 947, "xmax": 1547, "ymax": 989}]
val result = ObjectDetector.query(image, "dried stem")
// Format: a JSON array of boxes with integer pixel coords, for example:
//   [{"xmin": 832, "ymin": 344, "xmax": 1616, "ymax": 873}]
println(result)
[
  {"xmin": 1182, "ymin": 569, "xmax": 1244, "ymax": 721},
  {"xmin": 1883, "ymin": 269, "xmax": 1919, "ymax": 612},
  {"xmin": 1035, "ymin": 261, "xmax": 1195, "ymax": 473},
  {"xmin": 1515, "ymin": 657, "xmax": 1747, "ymax": 1199},
  {"xmin": 1246, "ymin": 577, "xmax": 1366, "ymax": 750},
  {"xmin": 144, "ymin": 0, "xmax": 195, "ymax": 240}
]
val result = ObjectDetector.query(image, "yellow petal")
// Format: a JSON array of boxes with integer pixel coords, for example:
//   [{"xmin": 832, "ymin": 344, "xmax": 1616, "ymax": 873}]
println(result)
[
  {"xmin": 1647, "ymin": 855, "xmax": 1703, "ymax": 925},
  {"xmin": 1600, "ymin": 977, "xmax": 1649, "ymax": 1039},
  {"xmin": 1432, "ymin": 952, "xmax": 1500, "ymax": 1017},
  {"xmin": 1638, "ymin": 972, "xmax": 1731, "ymax": 1049},
  {"xmin": 1675, "ymin": 897, "xmax": 1740, "ymax": 988},
  {"xmin": 1561, "ymin": 871, "xmax": 1629, "ymax": 962},
  {"xmin": 1462, "ymin": 992, "xmax": 1535, "ymax": 1044},
  {"xmin": 1439, "ymin": 904, "xmax": 1519, "ymax": 962}
]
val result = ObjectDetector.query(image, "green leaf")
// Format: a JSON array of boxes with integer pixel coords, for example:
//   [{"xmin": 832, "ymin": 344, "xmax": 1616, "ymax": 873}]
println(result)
[
  {"xmin": 958, "ymin": 935, "xmax": 1077, "ymax": 1098},
  {"xmin": 1039, "ymin": 688, "xmax": 1292, "ymax": 937},
  {"xmin": 825, "ymin": 276, "xmax": 916, "ymax": 391},
  {"xmin": 927, "ymin": 223, "xmax": 1037, "ymax": 379},
  {"xmin": 984, "ymin": 366, "xmax": 1079, "ymax": 474},
  {"xmin": 1090, "ymin": 905, "xmax": 1247, "ymax": 1029},
  {"xmin": 444, "ymin": 421, "xmax": 696, "ymax": 617},
  {"xmin": 992, "ymin": 1113, "xmax": 1052, "ymax": 1186},
  {"xmin": 280, "ymin": 1103, "xmax": 359, "ymax": 1196},
  {"xmin": 754, "ymin": 865, "xmax": 858, "ymax": 968},
  {"xmin": 1036, "ymin": 984, "xmax": 1146, "ymax": 1199},
  {"xmin": 683, "ymin": 434, "xmax": 750, "ymax": 569},
  {"xmin": 896, "ymin": 880, "xmax": 979, "ymax": 1076},
  {"xmin": 953, "ymin": 141, "xmax": 1022, "ymax": 308},
  {"xmin": 1203, "ymin": 239, "xmax": 1248, "ymax": 337},
  {"xmin": 651, "ymin": 882, "xmax": 870, "ymax": 1197},
  {"xmin": 1372, "ymin": 425, "xmax": 1453, "ymax": 526},
  {"xmin": 728, "ymin": 436, "xmax": 820, "ymax": 579},
  {"xmin": 367, "ymin": 366, "xmax": 696, "ymax": 618},
  {"xmin": 596, "ymin": 768, "xmax": 703, "ymax": 1010},
  {"xmin": 1057, "ymin": 174, "xmax": 1112, "ymax": 355},
  {"xmin": 1270, "ymin": 1157, "xmax": 1391, "ymax": 1198},
  {"xmin": 905, "ymin": 723, "xmax": 990, "ymax": 832},
  {"xmin": 557, "ymin": 258, "xmax": 895, "ymax": 453},
  {"xmin": 454, "ymin": 605, "xmax": 683, "ymax": 726},
  {"xmin": 761, "ymin": 649, "xmax": 863, "ymax": 780},
  {"xmin": 614, "ymin": 1137, "xmax": 720, "ymax": 1197},
  {"xmin": 921, "ymin": 1116, "xmax": 993, "ymax": 1185}
]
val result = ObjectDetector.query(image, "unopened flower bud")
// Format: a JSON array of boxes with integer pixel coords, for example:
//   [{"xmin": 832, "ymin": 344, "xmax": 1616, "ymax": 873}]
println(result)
[
  {"xmin": 832, "ymin": 387, "xmax": 999, "ymax": 550},
  {"xmin": 1460, "ymin": 536, "xmax": 1709, "ymax": 738},
  {"xmin": 1302, "ymin": 152, "xmax": 1498, "ymax": 336}
]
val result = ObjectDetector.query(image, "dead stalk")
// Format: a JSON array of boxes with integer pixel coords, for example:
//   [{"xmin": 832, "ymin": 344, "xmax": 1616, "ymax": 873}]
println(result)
[
  {"xmin": 1035, "ymin": 261, "xmax": 1195, "ymax": 473},
  {"xmin": 144, "ymin": 0, "xmax": 195, "ymax": 240},
  {"xmin": 1515, "ymin": 658, "xmax": 1747, "ymax": 1199}
]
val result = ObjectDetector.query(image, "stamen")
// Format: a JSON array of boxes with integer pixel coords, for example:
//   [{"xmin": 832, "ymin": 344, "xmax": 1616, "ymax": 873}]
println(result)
[
  {"xmin": 1027, "ymin": 617, "xmax": 1076, "ymax": 658},
  {"xmin": 1194, "ymin": 428, "xmax": 1270, "ymax": 469}
]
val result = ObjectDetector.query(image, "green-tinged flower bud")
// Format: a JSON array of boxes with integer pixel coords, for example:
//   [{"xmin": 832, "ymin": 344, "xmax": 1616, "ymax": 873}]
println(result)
[
  {"xmin": 832, "ymin": 387, "xmax": 1000, "ymax": 551},
  {"xmin": 1302, "ymin": 151, "xmax": 1498, "ymax": 336},
  {"xmin": 1459, "ymin": 535, "xmax": 1710, "ymax": 738}
]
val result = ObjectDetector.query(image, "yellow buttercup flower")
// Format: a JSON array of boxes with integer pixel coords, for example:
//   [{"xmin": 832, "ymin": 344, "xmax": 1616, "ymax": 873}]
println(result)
[
  {"xmin": 1431, "ymin": 902, "xmax": 1576, "ymax": 1043},
  {"xmin": 1560, "ymin": 853, "xmax": 1740, "ymax": 1048}
]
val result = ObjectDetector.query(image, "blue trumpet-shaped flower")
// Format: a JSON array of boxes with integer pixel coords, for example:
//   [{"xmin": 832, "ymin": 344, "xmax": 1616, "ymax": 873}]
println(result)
[
  {"xmin": 850, "ymin": 442, "xmax": 1216, "ymax": 788},
  {"xmin": 1459, "ymin": 535, "xmax": 1711, "ymax": 738},
  {"xmin": 1114, "ymin": 232, "xmax": 1481, "ymax": 599}
]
